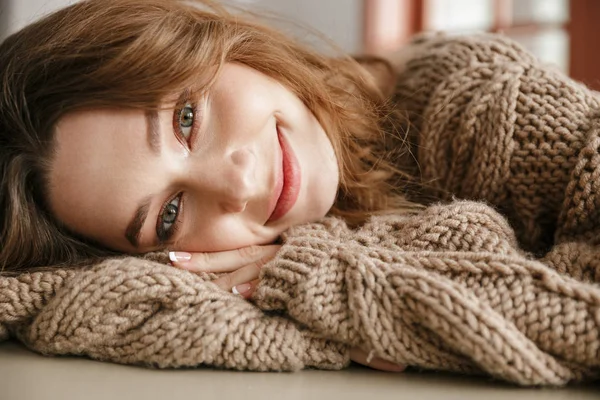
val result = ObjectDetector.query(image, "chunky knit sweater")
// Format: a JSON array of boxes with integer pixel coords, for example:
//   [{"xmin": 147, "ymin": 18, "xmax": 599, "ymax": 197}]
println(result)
[{"xmin": 2, "ymin": 34, "xmax": 600, "ymax": 386}]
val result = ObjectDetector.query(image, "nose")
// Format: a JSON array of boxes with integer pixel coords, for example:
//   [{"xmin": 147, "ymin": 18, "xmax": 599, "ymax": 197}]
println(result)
[{"xmin": 214, "ymin": 147, "xmax": 257, "ymax": 214}]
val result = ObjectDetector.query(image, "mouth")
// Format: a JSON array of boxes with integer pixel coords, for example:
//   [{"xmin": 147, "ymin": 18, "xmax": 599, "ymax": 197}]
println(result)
[{"xmin": 267, "ymin": 124, "xmax": 301, "ymax": 223}]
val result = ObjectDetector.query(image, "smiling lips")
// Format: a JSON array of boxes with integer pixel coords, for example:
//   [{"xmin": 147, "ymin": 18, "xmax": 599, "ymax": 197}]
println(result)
[{"xmin": 267, "ymin": 126, "xmax": 301, "ymax": 223}]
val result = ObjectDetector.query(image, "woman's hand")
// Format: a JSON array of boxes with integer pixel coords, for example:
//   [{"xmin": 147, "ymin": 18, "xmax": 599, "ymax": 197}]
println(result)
[
  {"xmin": 350, "ymin": 348, "xmax": 406, "ymax": 373},
  {"xmin": 169, "ymin": 245, "xmax": 280, "ymax": 299},
  {"xmin": 170, "ymin": 247, "xmax": 405, "ymax": 372}
]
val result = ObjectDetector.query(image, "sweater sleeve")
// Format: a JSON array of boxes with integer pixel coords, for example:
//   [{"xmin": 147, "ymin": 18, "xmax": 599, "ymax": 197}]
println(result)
[
  {"xmin": 253, "ymin": 201, "xmax": 600, "ymax": 386},
  {"xmin": 2, "ymin": 259, "xmax": 349, "ymax": 371},
  {"xmin": 390, "ymin": 33, "xmax": 600, "ymax": 254}
]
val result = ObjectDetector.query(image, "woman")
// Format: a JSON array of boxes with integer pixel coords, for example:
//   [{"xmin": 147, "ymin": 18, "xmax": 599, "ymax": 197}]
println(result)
[
  {"xmin": 0, "ymin": 0, "xmax": 412, "ymax": 274},
  {"xmin": 0, "ymin": 0, "xmax": 414, "ymax": 372},
  {"xmin": 1, "ymin": 0, "xmax": 425, "ymax": 301},
  {"xmin": 1, "ymin": 0, "xmax": 599, "ymax": 384}
]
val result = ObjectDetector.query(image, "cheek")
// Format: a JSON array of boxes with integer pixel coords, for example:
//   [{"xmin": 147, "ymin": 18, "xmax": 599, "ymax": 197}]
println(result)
[
  {"xmin": 219, "ymin": 96, "xmax": 275, "ymax": 133},
  {"xmin": 211, "ymin": 72, "xmax": 284, "ymax": 127},
  {"xmin": 302, "ymin": 116, "xmax": 340, "ymax": 215},
  {"xmin": 176, "ymin": 219, "xmax": 272, "ymax": 252}
]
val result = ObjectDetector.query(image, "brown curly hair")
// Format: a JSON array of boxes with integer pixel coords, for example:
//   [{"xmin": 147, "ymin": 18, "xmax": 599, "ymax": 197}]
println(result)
[{"xmin": 0, "ymin": 0, "xmax": 416, "ymax": 273}]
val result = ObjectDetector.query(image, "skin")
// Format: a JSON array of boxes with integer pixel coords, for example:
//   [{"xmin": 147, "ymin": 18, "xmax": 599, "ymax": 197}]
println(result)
[
  {"xmin": 50, "ymin": 63, "xmax": 339, "ymax": 254},
  {"xmin": 49, "ymin": 61, "xmax": 404, "ymax": 372}
]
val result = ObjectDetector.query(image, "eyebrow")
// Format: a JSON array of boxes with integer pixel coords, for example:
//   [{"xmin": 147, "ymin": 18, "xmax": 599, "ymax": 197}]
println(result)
[
  {"xmin": 125, "ymin": 196, "xmax": 152, "ymax": 248},
  {"xmin": 146, "ymin": 110, "xmax": 161, "ymax": 154}
]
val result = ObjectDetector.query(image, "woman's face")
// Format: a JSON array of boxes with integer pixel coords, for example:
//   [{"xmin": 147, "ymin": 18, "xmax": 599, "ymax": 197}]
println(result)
[{"xmin": 48, "ymin": 63, "xmax": 339, "ymax": 253}]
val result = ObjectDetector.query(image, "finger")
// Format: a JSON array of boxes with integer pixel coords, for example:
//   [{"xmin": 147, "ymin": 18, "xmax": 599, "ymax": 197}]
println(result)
[
  {"xmin": 350, "ymin": 348, "xmax": 405, "ymax": 372},
  {"xmin": 170, "ymin": 245, "xmax": 280, "ymax": 273},
  {"xmin": 212, "ymin": 255, "xmax": 268, "ymax": 291},
  {"xmin": 232, "ymin": 279, "xmax": 259, "ymax": 299},
  {"xmin": 349, "ymin": 348, "xmax": 405, "ymax": 372}
]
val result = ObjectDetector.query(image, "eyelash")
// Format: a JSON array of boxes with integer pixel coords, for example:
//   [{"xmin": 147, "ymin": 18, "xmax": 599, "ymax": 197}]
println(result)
[
  {"xmin": 173, "ymin": 99, "xmax": 200, "ymax": 150},
  {"xmin": 156, "ymin": 193, "xmax": 184, "ymax": 244},
  {"xmin": 156, "ymin": 94, "xmax": 201, "ymax": 245}
]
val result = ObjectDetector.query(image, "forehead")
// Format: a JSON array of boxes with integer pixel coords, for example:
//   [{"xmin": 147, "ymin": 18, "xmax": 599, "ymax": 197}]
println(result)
[{"xmin": 48, "ymin": 108, "xmax": 157, "ymax": 251}]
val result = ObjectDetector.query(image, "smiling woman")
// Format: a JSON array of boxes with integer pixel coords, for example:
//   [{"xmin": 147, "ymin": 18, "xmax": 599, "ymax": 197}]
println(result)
[
  {"xmin": 0, "ymin": 0, "xmax": 411, "ymax": 272},
  {"xmin": 3, "ymin": 0, "xmax": 600, "ymax": 384},
  {"xmin": 49, "ymin": 63, "xmax": 339, "ymax": 254}
]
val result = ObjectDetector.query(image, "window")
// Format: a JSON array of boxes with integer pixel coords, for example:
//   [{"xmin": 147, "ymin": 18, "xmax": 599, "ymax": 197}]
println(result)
[{"xmin": 364, "ymin": 0, "xmax": 600, "ymax": 89}]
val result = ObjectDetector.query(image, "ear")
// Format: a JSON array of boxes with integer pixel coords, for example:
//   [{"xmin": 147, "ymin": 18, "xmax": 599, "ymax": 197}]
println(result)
[{"xmin": 354, "ymin": 55, "xmax": 397, "ymax": 98}]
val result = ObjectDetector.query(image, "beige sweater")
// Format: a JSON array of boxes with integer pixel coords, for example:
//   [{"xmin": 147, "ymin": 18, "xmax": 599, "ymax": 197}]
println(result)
[{"xmin": 1, "ymin": 34, "xmax": 600, "ymax": 386}]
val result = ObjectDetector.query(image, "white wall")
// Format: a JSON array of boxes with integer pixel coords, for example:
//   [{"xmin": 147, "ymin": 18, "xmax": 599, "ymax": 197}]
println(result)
[
  {"xmin": 2, "ymin": 0, "xmax": 78, "ymax": 38},
  {"xmin": 1, "ymin": 0, "xmax": 362, "ymax": 53},
  {"xmin": 425, "ymin": 0, "xmax": 569, "ymax": 72},
  {"xmin": 234, "ymin": 0, "xmax": 361, "ymax": 53},
  {"xmin": 428, "ymin": 0, "xmax": 494, "ymax": 32},
  {"xmin": 0, "ymin": 0, "xmax": 10, "ymax": 38}
]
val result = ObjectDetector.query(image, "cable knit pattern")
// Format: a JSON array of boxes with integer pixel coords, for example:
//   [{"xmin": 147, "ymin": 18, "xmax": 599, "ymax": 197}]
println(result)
[
  {"xmin": 1, "ymin": 34, "xmax": 600, "ymax": 386},
  {"xmin": 253, "ymin": 204, "xmax": 600, "ymax": 385},
  {"xmin": 2, "ymin": 259, "xmax": 349, "ymax": 371},
  {"xmin": 393, "ymin": 33, "xmax": 600, "ymax": 254}
]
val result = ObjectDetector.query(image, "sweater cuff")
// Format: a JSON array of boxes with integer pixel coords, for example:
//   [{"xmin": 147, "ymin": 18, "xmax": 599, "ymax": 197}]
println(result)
[
  {"xmin": 253, "ymin": 218, "xmax": 348, "ymax": 311},
  {"xmin": 301, "ymin": 333, "xmax": 350, "ymax": 370}
]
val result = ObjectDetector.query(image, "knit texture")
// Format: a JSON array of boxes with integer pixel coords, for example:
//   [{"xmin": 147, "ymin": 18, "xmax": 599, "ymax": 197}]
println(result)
[
  {"xmin": 253, "ymin": 203, "xmax": 600, "ymax": 385},
  {"xmin": 1, "ymin": 258, "xmax": 349, "ymax": 371},
  {"xmin": 391, "ymin": 33, "xmax": 600, "ymax": 255},
  {"xmin": 1, "ymin": 34, "xmax": 600, "ymax": 386}
]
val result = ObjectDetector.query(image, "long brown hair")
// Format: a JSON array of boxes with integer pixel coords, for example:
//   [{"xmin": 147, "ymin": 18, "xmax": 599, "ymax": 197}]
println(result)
[{"xmin": 0, "ymin": 0, "xmax": 416, "ymax": 273}]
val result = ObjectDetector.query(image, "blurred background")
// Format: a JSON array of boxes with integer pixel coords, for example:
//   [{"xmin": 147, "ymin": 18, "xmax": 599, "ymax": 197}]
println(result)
[{"xmin": 1, "ymin": 0, "xmax": 598, "ymax": 89}]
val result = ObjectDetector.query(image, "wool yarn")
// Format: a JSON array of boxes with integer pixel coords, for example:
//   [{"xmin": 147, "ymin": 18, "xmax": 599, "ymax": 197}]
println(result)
[{"xmin": 1, "ymin": 34, "xmax": 600, "ymax": 386}]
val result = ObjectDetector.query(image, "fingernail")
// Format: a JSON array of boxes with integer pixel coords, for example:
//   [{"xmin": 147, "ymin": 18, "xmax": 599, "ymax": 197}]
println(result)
[
  {"xmin": 169, "ymin": 251, "xmax": 191, "ymax": 263},
  {"xmin": 232, "ymin": 282, "xmax": 252, "ymax": 296},
  {"xmin": 388, "ymin": 364, "xmax": 406, "ymax": 372}
]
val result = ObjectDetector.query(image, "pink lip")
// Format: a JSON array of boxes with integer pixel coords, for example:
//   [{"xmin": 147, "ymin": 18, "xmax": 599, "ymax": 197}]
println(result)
[{"xmin": 267, "ymin": 126, "xmax": 301, "ymax": 223}]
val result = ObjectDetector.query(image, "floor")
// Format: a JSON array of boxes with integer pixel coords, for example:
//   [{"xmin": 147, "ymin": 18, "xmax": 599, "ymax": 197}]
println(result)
[{"xmin": 1, "ymin": 341, "xmax": 597, "ymax": 400}]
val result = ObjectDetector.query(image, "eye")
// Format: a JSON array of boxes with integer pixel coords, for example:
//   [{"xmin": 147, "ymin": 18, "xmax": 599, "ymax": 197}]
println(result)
[
  {"xmin": 157, "ymin": 194, "xmax": 181, "ymax": 242},
  {"xmin": 177, "ymin": 103, "xmax": 195, "ymax": 142}
]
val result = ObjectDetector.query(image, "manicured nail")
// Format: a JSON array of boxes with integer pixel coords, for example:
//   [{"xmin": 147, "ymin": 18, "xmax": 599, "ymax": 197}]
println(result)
[
  {"xmin": 232, "ymin": 282, "xmax": 252, "ymax": 296},
  {"xmin": 390, "ymin": 364, "xmax": 406, "ymax": 372},
  {"xmin": 169, "ymin": 251, "xmax": 191, "ymax": 263}
]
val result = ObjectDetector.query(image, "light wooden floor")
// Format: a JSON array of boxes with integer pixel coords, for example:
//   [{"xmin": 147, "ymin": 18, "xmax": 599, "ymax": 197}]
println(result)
[{"xmin": 1, "ymin": 341, "xmax": 597, "ymax": 400}]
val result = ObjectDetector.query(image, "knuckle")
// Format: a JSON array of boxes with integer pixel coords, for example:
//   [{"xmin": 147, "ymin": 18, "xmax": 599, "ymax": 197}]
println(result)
[
  {"xmin": 238, "ymin": 245, "xmax": 261, "ymax": 260},
  {"xmin": 247, "ymin": 262, "xmax": 263, "ymax": 278},
  {"xmin": 215, "ymin": 274, "xmax": 234, "ymax": 291},
  {"xmin": 256, "ymin": 255, "xmax": 272, "ymax": 268},
  {"xmin": 192, "ymin": 252, "xmax": 212, "ymax": 269}
]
